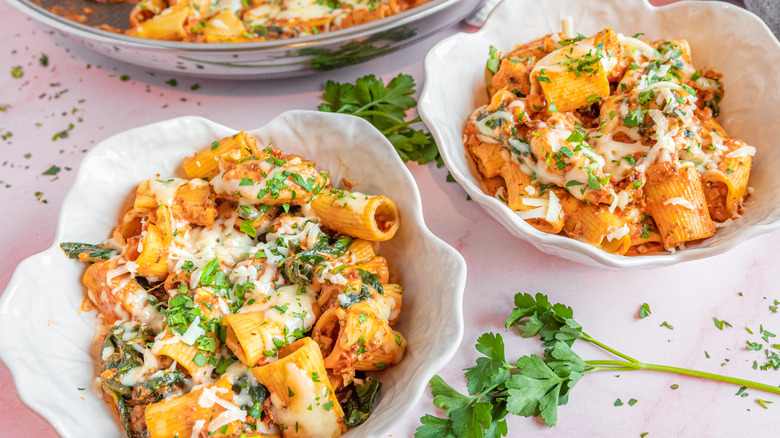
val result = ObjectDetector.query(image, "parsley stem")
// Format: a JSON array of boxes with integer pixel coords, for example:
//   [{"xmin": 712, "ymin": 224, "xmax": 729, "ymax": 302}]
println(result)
[
  {"xmin": 585, "ymin": 360, "xmax": 780, "ymax": 395},
  {"xmin": 580, "ymin": 332, "xmax": 639, "ymax": 363},
  {"xmin": 583, "ymin": 366, "xmax": 637, "ymax": 374},
  {"xmin": 381, "ymin": 116, "xmax": 421, "ymax": 135},
  {"xmin": 337, "ymin": 93, "xmax": 396, "ymax": 117},
  {"xmin": 343, "ymin": 109, "xmax": 405, "ymax": 126}
]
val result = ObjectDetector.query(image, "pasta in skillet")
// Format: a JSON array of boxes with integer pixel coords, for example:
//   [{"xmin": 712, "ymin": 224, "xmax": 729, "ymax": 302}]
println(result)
[
  {"xmin": 105, "ymin": 0, "xmax": 433, "ymax": 42},
  {"xmin": 61, "ymin": 132, "xmax": 405, "ymax": 437},
  {"xmin": 466, "ymin": 28, "xmax": 755, "ymax": 255}
]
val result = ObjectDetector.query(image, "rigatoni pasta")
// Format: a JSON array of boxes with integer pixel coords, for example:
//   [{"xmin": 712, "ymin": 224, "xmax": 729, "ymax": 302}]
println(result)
[
  {"xmin": 80, "ymin": 0, "xmax": 434, "ymax": 43},
  {"xmin": 61, "ymin": 132, "xmax": 405, "ymax": 437},
  {"xmin": 467, "ymin": 27, "xmax": 755, "ymax": 255}
]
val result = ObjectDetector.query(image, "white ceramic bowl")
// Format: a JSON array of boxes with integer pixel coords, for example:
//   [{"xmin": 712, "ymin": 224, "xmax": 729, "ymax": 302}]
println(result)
[
  {"xmin": 420, "ymin": 0, "xmax": 780, "ymax": 268},
  {"xmin": 0, "ymin": 111, "xmax": 466, "ymax": 437},
  {"xmin": 8, "ymin": 0, "xmax": 480, "ymax": 79}
]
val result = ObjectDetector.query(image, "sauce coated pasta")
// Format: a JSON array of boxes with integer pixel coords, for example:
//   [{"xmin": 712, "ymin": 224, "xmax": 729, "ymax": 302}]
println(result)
[
  {"xmin": 467, "ymin": 28, "xmax": 755, "ymax": 255},
  {"xmin": 91, "ymin": 0, "xmax": 432, "ymax": 42},
  {"xmin": 62, "ymin": 132, "xmax": 405, "ymax": 437}
]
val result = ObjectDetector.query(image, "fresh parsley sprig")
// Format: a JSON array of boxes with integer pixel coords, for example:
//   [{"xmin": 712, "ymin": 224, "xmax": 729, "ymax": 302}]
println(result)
[
  {"xmin": 416, "ymin": 293, "xmax": 780, "ymax": 437},
  {"xmin": 318, "ymin": 74, "xmax": 440, "ymax": 165}
]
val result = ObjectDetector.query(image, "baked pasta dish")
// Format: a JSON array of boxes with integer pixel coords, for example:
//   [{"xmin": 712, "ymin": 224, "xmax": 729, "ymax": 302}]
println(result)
[
  {"xmin": 89, "ymin": 0, "xmax": 432, "ymax": 42},
  {"xmin": 61, "ymin": 132, "xmax": 405, "ymax": 437},
  {"xmin": 466, "ymin": 28, "xmax": 755, "ymax": 255}
]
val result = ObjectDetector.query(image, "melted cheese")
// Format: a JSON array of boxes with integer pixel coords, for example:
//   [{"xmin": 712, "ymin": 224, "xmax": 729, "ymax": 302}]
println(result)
[
  {"xmin": 270, "ymin": 362, "xmax": 341, "ymax": 437},
  {"xmin": 210, "ymin": 160, "xmax": 276, "ymax": 201},
  {"xmin": 276, "ymin": 0, "xmax": 336, "ymax": 21},
  {"xmin": 605, "ymin": 224, "xmax": 630, "ymax": 241},
  {"xmin": 726, "ymin": 146, "xmax": 756, "ymax": 158},
  {"xmin": 149, "ymin": 178, "xmax": 188, "ymax": 206},
  {"xmin": 209, "ymin": 0, "xmax": 243, "ymax": 13},
  {"xmin": 240, "ymin": 285, "xmax": 317, "ymax": 342},
  {"xmin": 664, "ymin": 197, "xmax": 695, "ymax": 210},
  {"xmin": 190, "ymin": 420, "xmax": 206, "ymax": 438},
  {"xmin": 546, "ymin": 191, "xmax": 562, "ymax": 222},
  {"xmin": 332, "ymin": 191, "xmax": 371, "ymax": 213},
  {"xmin": 617, "ymin": 34, "xmax": 658, "ymax": 60},
  {"xmin": 180, "ymin": 316, "xmax": 206, "ymax": 345},
  {"xmin": 118, "ymin": 345, "xmax": 158, "ymax": 386}
]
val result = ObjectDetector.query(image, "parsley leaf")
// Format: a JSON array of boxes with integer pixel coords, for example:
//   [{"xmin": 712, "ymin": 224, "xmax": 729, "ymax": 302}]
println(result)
[
  {"xmin": 319, "ymin": 74, "xmax": 440, "ymax": 165},
  {"xmin": 465, "ymin": 333, "xmax": 510, "ymax": 395},
  {"xmin": 639, "ymin": 303, "xmax": 651, "ymax": 319},
  {"xmin": 417, "ymin": 292, "xmax": 780, "ymax": 436},
  {"xmin": 43, "ymin": 165, "xmax": 61, "ymax": 176},
  {"xmin": 486, "ymin": 46, "xmax": 501, "ymax": 74}
]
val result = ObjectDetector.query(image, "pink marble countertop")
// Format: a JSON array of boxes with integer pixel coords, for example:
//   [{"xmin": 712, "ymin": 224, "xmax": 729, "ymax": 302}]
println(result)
[{"xmin": 1, "ymin": 0, "xmax": 778, "ymax": 436}]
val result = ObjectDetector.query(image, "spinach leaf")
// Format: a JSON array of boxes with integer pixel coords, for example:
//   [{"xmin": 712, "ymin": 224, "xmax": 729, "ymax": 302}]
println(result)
[
  {"xmin": 138, "ymin": 370, "xmax": 185, "ymax": 403},
  {"xmin": 343, "ymin": 378, "xmax": 382, "ymax": 426},
  {"xmin": 60, "ymin": 242, "xmax": 117, "ymax": 262},
  {"xmin": 103, "ymin": 385, "xmax": 145, "ymax": 438},
  {"xmin": 100, "ymin": 332, "xmax": 143, "ymax": 375},
  {"xmin": 338, "ymin": 289, "xmax": 372, "ymax": 308},
  {"xmin": 283, "ymin": 234, "xmax": 353, "ymax": 284},
  {"xmin": 357, "ymin": 269, "xmax": 384, "ymax": 295},
  {"xmin": 339, "ymin": 269, "xmax": 384, "ymax": 308}
]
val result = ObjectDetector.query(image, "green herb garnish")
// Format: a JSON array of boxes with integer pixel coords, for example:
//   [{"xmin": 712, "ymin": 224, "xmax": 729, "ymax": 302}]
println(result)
[
  {"xmin": 416, "ymin": 293, "xmax": 780, "ymax": 437},
  {"xmin": 319, "ymin": 74, "xmax": 439, "ymax": 165}
]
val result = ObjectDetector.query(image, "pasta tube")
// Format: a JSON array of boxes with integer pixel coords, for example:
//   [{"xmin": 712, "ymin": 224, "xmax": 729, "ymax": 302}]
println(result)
[
  {"xmin": 182, "ymin": 132, "xmax": 260, "ymax": 180},
  {"xmin": 311, "ymin": 189, "xmax": 399, "ymax": 241},
  {"xmin": 645, "ymin": 162, "xmax": 716, "ymax": 249},
  {"xmin": 252, "ymin": 338, "xmax": 346, "ymax": 438},
  {"xmin": 222, "ymin": 312, "xmax": 285, "ymax": 366}
]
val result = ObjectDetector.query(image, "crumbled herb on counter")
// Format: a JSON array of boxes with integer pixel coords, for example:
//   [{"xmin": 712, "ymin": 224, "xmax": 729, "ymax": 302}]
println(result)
[
  {"xmin": 639, "ymin": 303, "xmax": 651, "ymax": 319},
  {"xmin": 166, "ymin": 79, "xmax": 178, "ymax": 87},
  {"xmin": 11, "ymin": 66, "xmax": 23, "ymax": 78},
  {"xmin": 660, "ymin": 321, "xmax": 674, "ymax": 330},
  {"xmin": 120, "ymin": 75, "xmax": 130, "ymax": 81},
  {"xmin": 43, "ymin": 165, "xmax": 61, "ymax": 176},
  {"xmin": 416, "ymin": 293, "xmax": 780, "ymax": 437},
  {"xmin": 52, "ymin": 124, "xmax": 74, "ymax": 141},
  {"xmin": 40, "ymin": 54, "xmax": 49, "ymax": 67},
  {"xmin": 713, "ymin": 318, "xmax": 732, "ymax": 330},
  {"xmin": 190, "ymin": 83, "xmax": 201, "ymax": 91},
  {"xmin": 1, "ymin": 132, "xmax": 11, "ymax": 140},
  {"xmin": 318, "ymin": 74, "xmax": 439, "ymax": 165},
  {"xmin": 760, "ymin": 326, "xmax": 775, "ymax": 343},
  {"xmin": 628, "ymin": 398, "xmax": 638, "ymax": 406}
]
